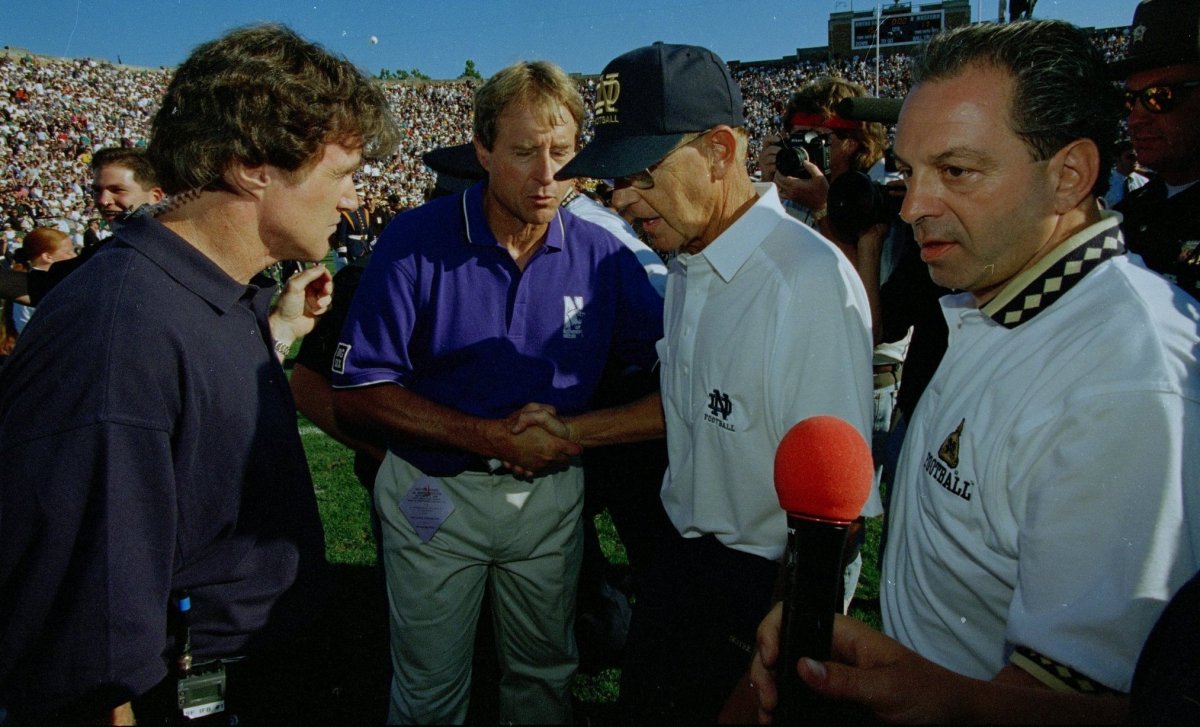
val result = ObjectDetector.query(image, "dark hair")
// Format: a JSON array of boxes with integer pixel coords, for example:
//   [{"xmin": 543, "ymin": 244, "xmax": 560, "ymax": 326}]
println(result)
[
  {"xmin": 913, "ymin": 20, "xmax": 1122, "ymax": 197},
  {"xmin": 90, "ymin": 147, "xmax": 159, "ymax": 190},
  {"xmin": 149, "ymin": 24, "xmax": 400, "ymax": 195}
]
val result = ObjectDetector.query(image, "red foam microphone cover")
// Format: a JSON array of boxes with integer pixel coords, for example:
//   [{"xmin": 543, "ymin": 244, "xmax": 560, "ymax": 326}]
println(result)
[{"xmin": 774, "ymin": 415, "xmax": 874, "ymax": 523}]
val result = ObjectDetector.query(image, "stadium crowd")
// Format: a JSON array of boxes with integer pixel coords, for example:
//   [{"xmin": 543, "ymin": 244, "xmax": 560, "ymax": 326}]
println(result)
[{"xmin": 2, "ymin": 27, "xmax": 1129, "ymax": 251}]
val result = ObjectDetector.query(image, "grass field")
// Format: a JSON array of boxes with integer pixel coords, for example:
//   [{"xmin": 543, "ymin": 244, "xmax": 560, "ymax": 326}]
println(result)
[{"xmin": 290, "ymin": 392, "xmax": 885, "ymax": 724}]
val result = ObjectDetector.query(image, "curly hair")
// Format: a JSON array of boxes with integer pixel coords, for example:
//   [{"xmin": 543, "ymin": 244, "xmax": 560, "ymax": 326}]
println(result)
[
  {"xmin": 473, "ymin": 60, "xmax": 584, "ymax": 151},
  {"xmin": 785, "ymin": 76, "xmax": 887, "ymax": 173},
  {"xmin": 913, "ymin": 20, "xmax": 1123, "ymax": 197},
  {"xmin": 148, "ymin": 24, "xmax": 400, "ymax": 195}
]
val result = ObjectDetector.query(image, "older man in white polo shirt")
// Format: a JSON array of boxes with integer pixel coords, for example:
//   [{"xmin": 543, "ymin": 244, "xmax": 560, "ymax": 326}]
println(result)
[{"xmin": 557, "ymin": 42, "xmax": 875, "ymax": 723}]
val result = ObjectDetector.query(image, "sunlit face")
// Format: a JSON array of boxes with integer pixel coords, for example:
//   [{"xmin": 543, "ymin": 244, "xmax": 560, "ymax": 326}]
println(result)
[
  {"xmin": 610, "ymin": 133, "xmax": 713, "ymax": 254},
  {"xmin": 91, "ymin": 164, "xmax": 163, "ymax": 221},
  {"xmin": 261, "ymin": 142, "xmax": 361, "ymax": 263},
  {"xmin": 895, "ymin": 64, "xmax": 1059, "ymax": 304},
  {"xmin": 475, "ymin": 100, "xmax": 576, "ymax": 236},
  {"xmin": 1125, "ymin": 62, "xmax": 1200, "ymax": 184}
]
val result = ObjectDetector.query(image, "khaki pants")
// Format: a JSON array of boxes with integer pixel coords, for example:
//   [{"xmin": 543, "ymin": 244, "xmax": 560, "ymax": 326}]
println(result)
[{"xmin": 375, "ymin": 452, "xmax": 583, "ymax": 725}]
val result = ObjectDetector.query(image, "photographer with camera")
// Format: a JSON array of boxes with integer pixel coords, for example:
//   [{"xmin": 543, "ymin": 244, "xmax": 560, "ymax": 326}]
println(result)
[
  {"xmin": 758, "ymin": 79, "xmax": 900, "ymax": 365},
  {"xmin": 758, "ymin": 77, "xmax": 888, "ymax": 234}
]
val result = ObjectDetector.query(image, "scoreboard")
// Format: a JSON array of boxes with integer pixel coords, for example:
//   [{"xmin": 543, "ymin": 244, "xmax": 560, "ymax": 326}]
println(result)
[{"xmin": 852, "ymin": 10, "xmax": 944, "ymax": 49}]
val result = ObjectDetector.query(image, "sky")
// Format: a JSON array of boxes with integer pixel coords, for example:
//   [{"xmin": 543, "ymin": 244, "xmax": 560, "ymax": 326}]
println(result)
[{"xmin": 4, "ymin": 0, "xmax": 1141, "ymax": 80}]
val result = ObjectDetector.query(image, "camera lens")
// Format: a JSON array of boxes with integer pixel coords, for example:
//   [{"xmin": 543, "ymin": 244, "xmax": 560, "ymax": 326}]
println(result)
[{"xmin": 775, "ymin": 144, "xmax": 810, "ymax": 179}]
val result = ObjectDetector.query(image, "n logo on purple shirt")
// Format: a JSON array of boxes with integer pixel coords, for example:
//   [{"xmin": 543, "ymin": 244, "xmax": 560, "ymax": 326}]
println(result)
[{"xmin": 563, "ymin": 296, "xmax": 585, "ymax": 339}]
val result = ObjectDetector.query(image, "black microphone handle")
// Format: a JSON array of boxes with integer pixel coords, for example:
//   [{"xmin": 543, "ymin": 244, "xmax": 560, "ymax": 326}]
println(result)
[
  {"xmin": 773, "ymin": 514, "xmax": 850, "ymax": 726},
  {"xmin": 834, "ymin": 96, "xmax": 904, "ymax": 125}
]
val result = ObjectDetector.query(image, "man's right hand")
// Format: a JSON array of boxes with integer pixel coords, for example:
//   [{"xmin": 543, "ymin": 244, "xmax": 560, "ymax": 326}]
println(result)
[
  {"xmin": 773, "ymin": 162, "xmax": 830, "ymax": 212},
  {"xmin": 758, "ymin": 134, "xmax": 783, "ymax": 180},
  {"xmin": 488, "ymin": 403, "xmax": 581, "ymax": 478}
]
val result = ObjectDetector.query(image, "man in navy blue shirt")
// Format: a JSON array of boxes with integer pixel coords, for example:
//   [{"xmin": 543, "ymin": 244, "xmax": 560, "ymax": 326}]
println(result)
[
  {"xmin": 332, "ymin": 60, "xmax": 663, "ymax": 724},
  {"xmin": 0, "ymin": 24, "xmax": 399, "ymax": 725}
]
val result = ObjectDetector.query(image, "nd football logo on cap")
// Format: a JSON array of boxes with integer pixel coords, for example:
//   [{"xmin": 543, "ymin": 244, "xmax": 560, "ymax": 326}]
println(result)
[
  {"xmin": 594, "ymin": 72, "xmax": 620, "ymax": 125},
  {"xmin": 555, "ymin": 42, "xmax": 745, "ymax": 180}
]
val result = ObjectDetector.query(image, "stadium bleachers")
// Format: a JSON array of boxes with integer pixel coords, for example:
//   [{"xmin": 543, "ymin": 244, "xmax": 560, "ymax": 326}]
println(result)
[{"xmin": 1, "ymin": 27, "xmax": 1129, "ymax": 244}]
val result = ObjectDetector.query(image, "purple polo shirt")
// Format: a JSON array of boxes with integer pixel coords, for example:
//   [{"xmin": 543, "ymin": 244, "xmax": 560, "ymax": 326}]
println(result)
[{"xmin": 332, "ymin": 182, "xmax": 663, "ymax": 476}]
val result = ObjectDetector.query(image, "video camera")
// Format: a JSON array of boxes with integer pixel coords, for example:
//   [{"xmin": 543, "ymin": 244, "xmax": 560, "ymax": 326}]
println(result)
[
  {"xmin": 827, "ymin": 170, "xmax": 904, "ymax": 242},
  {"xmin": 774, "ymin": 130, "xmax": 831, "ymax": 180},
  {"xmin": 822, "ymin": 96, "xmax": 907, "ymax": 242}
]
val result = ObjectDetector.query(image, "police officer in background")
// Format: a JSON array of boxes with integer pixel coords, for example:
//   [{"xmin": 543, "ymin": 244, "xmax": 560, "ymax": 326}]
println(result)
[
  {"xmin": 363, "ymin": 192, "xmax": 393, "ymax": 239},
  {"xmin": 331, "ymin": 184, "xmax": 374, "ymax": 271},
  {"xmin": 1113, "ymin": 0, "xmax": 1200, "ymax": 300}
]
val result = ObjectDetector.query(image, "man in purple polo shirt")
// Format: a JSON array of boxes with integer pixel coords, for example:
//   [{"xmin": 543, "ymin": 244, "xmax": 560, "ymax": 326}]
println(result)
[{"xmin": 331, "ymin": 60, "xmax": 663, "ymax": 724}]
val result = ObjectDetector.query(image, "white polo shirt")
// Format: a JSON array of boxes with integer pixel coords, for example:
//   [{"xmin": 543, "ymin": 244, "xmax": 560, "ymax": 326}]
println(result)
[
  {"xmin": 882, "ymin": 215, "xmax": 1200, "ymax": 691},
  {"xmin": 658, "ymin": 183, "xmax": 875, "ymax": 561}
]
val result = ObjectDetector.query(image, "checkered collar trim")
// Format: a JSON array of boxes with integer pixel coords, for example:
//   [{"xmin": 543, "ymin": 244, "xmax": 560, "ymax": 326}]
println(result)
[{"xmin": 981, "ymin": 215, "xmax": 1125, "ymax": 329}]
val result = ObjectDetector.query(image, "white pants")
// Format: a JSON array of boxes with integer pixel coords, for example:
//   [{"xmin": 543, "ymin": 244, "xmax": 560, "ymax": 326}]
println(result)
[{"xmin": 375, "ymin": 453, "xmax": 583, "ymax": 724}]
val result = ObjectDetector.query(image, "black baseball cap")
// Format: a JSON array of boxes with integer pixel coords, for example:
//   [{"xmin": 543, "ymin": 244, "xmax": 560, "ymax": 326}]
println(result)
[
  {"xmin": 556, "ymin": 42, "xmax": 744, "ymax": 180},
  {"xmin": 422, "ymin": 143, "xmax": 486, "ymax": 181},
  {"xmin": 422, "ymin": 142, "xmax": 486, "ymax": 193},
  {"xmin": 1109, "ymin": 0, "xmax": 1200, "ymax": 78}
]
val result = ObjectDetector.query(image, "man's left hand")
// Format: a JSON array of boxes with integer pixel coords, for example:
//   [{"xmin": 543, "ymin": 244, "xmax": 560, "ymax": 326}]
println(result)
[
  {"xmin": 508, "ymin": 402, "xmax": 577, "ymax": 443},
  {"xmin": 268, "ymin": 265, "xmax": 334, "ymax": 354}
]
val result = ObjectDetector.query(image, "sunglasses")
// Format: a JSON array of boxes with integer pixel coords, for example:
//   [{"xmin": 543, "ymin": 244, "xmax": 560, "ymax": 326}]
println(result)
[
  {"xmin": 614, "ymin": 131, "xmax": 708, "ymax": 190},
  {"xmin": 1124, "ymin": 80, "xmax": 1200, "ymax": 113}
]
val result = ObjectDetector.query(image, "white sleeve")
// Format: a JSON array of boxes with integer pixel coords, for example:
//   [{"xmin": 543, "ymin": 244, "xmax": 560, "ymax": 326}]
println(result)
[
  {"xmin": 768, "ymin": 248, "xmax": 876, "ymax": 513},
  {"xmin": 1003, "ymin": 387, "xmax": 1200, "ymax": 691}
]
